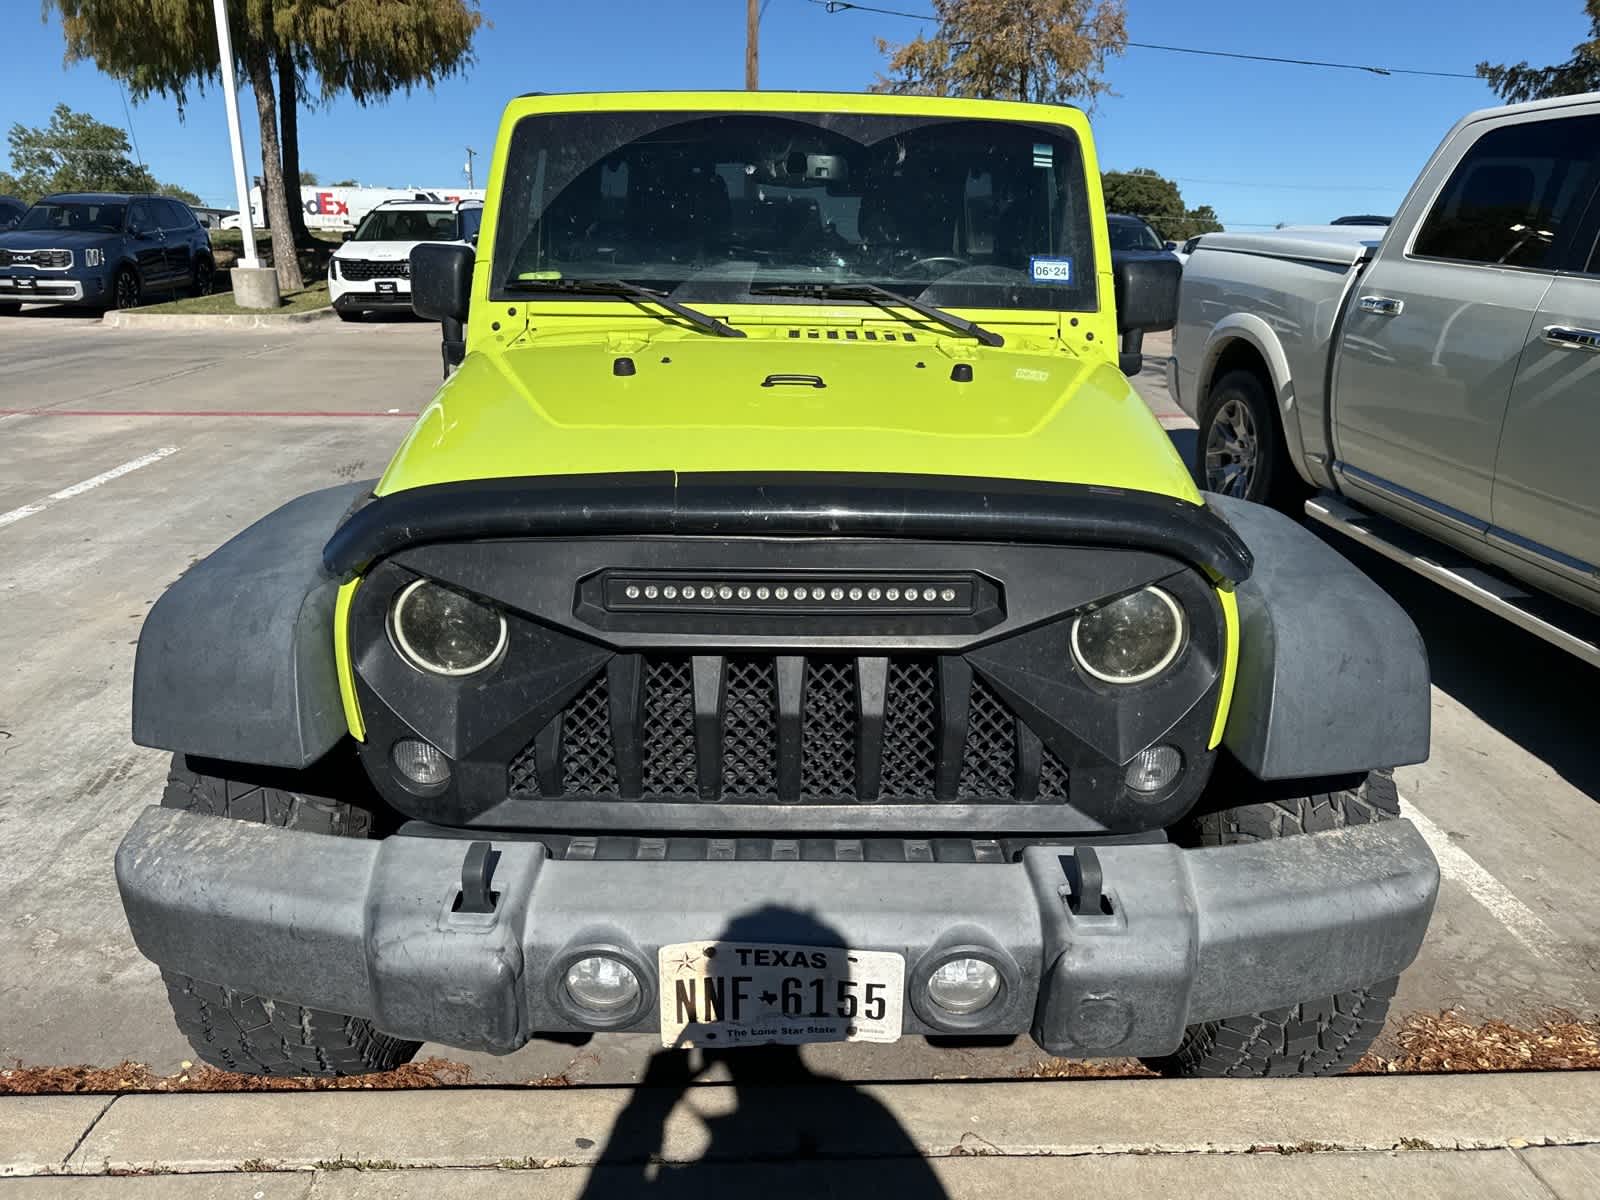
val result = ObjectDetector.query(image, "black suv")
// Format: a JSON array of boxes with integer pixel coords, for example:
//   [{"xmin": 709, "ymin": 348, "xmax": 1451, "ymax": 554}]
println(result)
[{"xmin": 0, "ymin": 193, "xmax": 214, "ymax": 313}]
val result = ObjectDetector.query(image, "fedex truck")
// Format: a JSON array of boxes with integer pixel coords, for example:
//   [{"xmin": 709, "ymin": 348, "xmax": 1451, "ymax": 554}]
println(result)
[{"xmin": 225, "ymin": 186, "xmax": 487, "ymax": 232}]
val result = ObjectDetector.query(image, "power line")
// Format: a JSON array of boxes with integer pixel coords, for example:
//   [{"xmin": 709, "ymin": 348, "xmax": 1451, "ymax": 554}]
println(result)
[
  {"xmin": 118, "ymin": 82, "xmax": 145, "ymax": 168},
  {"xmin": 812, "ymin": 0, "xmax": 1482, "ymax": 80}
]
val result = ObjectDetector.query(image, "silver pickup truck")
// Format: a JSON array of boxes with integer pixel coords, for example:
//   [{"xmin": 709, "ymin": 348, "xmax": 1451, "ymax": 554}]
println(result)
[{"xmin": 1171, "ymin": 93, "xmax": 1600, "ymax": 665}]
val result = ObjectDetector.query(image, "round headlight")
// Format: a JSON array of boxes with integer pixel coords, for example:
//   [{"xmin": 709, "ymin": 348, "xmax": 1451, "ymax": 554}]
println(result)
[
  {"xmin": 1071, "ymin": 587, "xmax": 1185, "ymax": 684},
  {"xmin": 389, "ymin": 579, "xmax": 507, "ymax": 677}
]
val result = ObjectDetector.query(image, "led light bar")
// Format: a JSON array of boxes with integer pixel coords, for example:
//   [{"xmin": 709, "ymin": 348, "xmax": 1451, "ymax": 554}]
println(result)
[{"xmin": 603, "ymin": 573, "xmax": 978, "ymax": 614}]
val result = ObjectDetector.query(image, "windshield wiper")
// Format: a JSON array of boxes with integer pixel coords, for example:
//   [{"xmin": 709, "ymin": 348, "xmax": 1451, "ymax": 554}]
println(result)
[
  {"xmin": 751, "ymin": 282, "xmax": 1004, "ymax": 348},
  {"xmin": 503, "ymin": 277, "xmax": 745, "ymax": 338}
]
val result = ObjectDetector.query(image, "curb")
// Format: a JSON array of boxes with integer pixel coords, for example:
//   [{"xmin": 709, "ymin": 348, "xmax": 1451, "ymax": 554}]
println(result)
[
  {"xmin": 3, "ymin": 1072, "xmax": 1598, "ymax": 1180},
  {"xmin": 100, "ymin": 307, "xmax": 335, "ymax": 331}
]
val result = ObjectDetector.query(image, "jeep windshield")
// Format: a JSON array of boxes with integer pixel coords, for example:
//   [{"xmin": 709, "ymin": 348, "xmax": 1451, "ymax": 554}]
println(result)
[
  {"xmin": 352, "ymin": 209, "xmax": 461, "ymax": 242},
  {"xmin": 16, "ymin": 201, "xmax": 127, "ymax": 233},
  {"xmin": 491, "ymin": 110, "xmax": 1098, "ymax": 313}
]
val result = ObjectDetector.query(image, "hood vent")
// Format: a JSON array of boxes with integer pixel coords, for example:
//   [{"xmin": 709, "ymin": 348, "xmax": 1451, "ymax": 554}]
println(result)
[{"xmin": 786, "ymin": 327, "xmax": 916, "ymax": 343}]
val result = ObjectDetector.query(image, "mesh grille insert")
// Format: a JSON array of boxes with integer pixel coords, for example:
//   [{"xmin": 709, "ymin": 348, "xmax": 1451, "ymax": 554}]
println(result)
[
  {"xmin": 642, "ymin": 658, "xmax": 697, "ymax": 797},
  {"xmin": 722, "ymin": 657, "xmax": 778, "ymax": 800},
  {"xmin": 801, "ymin": 659, "xmax": 857, "ymax": 800}
]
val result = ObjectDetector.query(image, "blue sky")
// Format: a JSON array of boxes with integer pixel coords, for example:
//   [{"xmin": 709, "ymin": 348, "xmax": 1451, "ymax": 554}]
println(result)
[{"xmin": 0, "ymin": 0, "xmax": 1588, "ymax": 228}]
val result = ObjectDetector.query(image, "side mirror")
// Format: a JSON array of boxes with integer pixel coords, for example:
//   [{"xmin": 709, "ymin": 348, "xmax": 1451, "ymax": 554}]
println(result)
[
  {"xmin": 341, "ymin": 230, "xmax": 354, "ymax": 242},
  {"xmin": 1113, "ymin": 252, "xmax": 1181, "ymax": 376},
  {"xmin": 1163, "ymin": 240, "xmax": 1178, "ymax": 252},
  {"xmin": 411, "ymin": 241, "xmax": 475, "ymax": 374}
]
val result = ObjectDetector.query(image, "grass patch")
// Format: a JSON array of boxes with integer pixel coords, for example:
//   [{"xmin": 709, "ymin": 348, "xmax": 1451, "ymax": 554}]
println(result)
[{"xmin": 135, "ymin": 280, "xmax": 330, "ymax": 317}]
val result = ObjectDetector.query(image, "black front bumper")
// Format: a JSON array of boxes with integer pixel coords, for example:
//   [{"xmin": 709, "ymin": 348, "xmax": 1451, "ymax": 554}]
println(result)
[
  {"xmin": 333, "ymin": 290, "xmax": 414, "ymax": 312},
  {"xmin": 117, "ymin": 806, "xmax": 1438, "ymax": 1058}
]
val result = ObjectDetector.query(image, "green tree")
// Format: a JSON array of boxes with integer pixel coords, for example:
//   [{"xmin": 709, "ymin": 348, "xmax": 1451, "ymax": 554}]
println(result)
[
  {"xmin": 329, "ymin": 178, "xmax": 359, "ymax": 187},
  {"xmin": 54, "ymin": 0, "xmax": 484, "ymax": 291},
  {"xmin": 1101, "ymin": 168, "xmax": 1222, "ymax": 241},
  {"xmin": 0, "ymin": 103, "xmax": 199, "ymax": 204},
  {"xmin": 873, "ymin": 0, "xmax": 1126, "ymax": 109},
  {"xmin": 298, "ymin": 169, "xmax": 318, "ymax": 185},
  {"xmin": 1478, "ymin": 0, "xmax": 1600, "ymax": 101}
]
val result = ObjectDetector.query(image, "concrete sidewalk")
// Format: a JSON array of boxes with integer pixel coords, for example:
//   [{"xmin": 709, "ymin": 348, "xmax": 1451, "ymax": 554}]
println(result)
[{"xmin": 4, "ymin": 1072, "xmax": 1598, "ymax": 1197}]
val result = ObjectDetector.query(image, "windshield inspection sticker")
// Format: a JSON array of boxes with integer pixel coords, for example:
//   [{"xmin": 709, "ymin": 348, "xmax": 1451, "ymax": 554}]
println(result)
[{"xmin": 1029, "ymin": 256, "xmax": 1074, "ymax": 284}]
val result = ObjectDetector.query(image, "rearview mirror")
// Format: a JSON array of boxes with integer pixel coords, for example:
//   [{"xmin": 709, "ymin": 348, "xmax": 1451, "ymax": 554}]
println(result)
[{"xmin": 411, "ymin": 242, "xmax": 474, "ymax": 374}]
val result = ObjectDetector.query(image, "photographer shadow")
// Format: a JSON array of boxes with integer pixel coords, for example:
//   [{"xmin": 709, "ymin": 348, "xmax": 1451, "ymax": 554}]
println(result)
[{"xmin": 577, "ymin": 906, "xmax": 949, "ymax": 1199}]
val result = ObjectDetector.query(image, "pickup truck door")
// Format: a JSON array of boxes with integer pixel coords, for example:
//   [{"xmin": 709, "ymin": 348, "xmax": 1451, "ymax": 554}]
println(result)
[
  {"xmin": 1330, "ymin": 113, "xmax": 1599, "ymax": 532},
  {"xmin": 1489, "ymin": 210, "xmax": 1600, "ymax": 585}
]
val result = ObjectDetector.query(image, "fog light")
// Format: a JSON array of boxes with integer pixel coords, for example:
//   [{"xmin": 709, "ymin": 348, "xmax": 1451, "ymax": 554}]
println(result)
[
  {"xmin": 1125, "ymin": 745, "xmax": 1182, "ymax": 795},
  {"xmin": 565, "ymin": 955, "xmax": 641, "ymax": 1018},
  {"xmin": 926, "ymin": 957, "xmax": 1001, "ymax": 1015},
  {"xmin": 392, "ymin": 738, "xmax": 450, "ymax": 787}
]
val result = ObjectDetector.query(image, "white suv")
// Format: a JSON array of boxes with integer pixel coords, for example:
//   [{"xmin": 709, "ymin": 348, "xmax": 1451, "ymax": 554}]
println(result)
[{"xmin": 328, "ymin": 199, "xmax": 482, "ymax": 321}]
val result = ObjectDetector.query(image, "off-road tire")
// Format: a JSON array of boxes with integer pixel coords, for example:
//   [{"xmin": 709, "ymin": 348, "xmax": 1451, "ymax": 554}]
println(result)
[
  {"xmin": 1197, "ymin": 367, "xmax": 1306, "ymax": 512},
  {"xmin": 1145, "ymin": 769, "xmax": 1402, "ymax": 1078},
  {"xmin": 157, "ymin": 756, "xmax": 419, "ymax": 1077}
]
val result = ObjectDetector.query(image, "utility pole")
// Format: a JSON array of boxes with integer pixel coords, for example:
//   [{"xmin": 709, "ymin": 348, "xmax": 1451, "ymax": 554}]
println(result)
[
  {"xmin": 464, "ymin": 147, "xmax": 477, "ymax": 190},
  {"xmin": 746, "ymin": 0, "xmax": 759, "ymax": 89}
]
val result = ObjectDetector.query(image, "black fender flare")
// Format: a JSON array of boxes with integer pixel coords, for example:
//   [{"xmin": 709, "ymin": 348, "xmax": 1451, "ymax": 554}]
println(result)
[
  {"xmin": 1207, "ymin": 493, "xmax": 1430, "ymax": 779},
  {"xmin": 132, "ymin": 481, "xmax": 374, "ymax": 768}
]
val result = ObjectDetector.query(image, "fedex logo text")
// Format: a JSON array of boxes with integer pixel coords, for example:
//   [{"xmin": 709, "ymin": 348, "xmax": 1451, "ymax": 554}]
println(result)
[{"xmin": 304, "ymin": 192, "xmax": 350, "ymax": 216}]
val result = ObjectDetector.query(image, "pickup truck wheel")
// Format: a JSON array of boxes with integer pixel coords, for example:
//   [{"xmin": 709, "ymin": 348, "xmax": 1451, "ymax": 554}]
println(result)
[
  {"xmin": 156, "ymin": 755, "xmax": 420, "ymax": 1078},
  {"xmin": 1143, "ymin": 769, "xmax": 1402, "ymax": 1077},
  {"xmin": 1198, "ymin": 369, "xmax": 1304, "ymax": 510}
]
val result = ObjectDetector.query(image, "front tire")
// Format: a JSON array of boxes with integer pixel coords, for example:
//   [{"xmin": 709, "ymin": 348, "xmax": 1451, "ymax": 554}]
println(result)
[
  {"xmin": 157, "ymin": 756, "xmax": 419, "ymax": 1078},
  {"xmin": 1145, "ymin": 769, "xmax": 1402, "ymax": 1078},
  {"xmin": 191, "ymin": 254, "xmax": 215, "ymax": 297},
  {"xmin": 113, "ymin": 266, "xmax": 142, "ymax": 310},
  {"xmin": 1197, "ymin": 368, "xmax": 1305, "ymax": 510}
]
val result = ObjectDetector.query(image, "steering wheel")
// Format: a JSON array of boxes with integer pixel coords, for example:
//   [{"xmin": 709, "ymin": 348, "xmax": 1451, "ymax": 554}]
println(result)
[{"xmin": 904, "ymin": 256, "xmax": 971, "ymax": 278}]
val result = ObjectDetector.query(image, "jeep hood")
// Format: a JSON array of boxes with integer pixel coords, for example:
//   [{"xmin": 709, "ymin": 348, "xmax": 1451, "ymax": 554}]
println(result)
[{"xmin": 375, "ymin": 335, "xmax": 1198, "ymax": 501}]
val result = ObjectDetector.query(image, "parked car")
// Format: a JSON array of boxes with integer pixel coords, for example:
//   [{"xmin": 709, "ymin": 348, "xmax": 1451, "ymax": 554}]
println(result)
[
  {"xmin": 327, "ymin": 197, "xmax": 483, "ymax": 320},
  {"xmin": 118, "ymin": 90, "xmax": 1435, "ymax": 1083},
  {"xmin": 0, "ymin": 196, "xmax": 26, "ymax": 231},
  {"xmin": 1172, "ymin": 93, "xmax": 1600, "ymax": 665},
  {"xmin": 0, "ymin": 193, "xmax": 213, "ymax": 313}
]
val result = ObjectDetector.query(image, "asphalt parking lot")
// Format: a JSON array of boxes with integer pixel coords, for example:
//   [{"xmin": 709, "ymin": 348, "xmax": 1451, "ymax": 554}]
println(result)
[{"xmin": 1, "ymin": 314, "xmax": 1597, "ymax": 1086}]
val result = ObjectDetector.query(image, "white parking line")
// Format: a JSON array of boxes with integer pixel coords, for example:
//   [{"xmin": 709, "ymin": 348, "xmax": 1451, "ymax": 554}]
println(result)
[
  {"xmin": 1399, "ymin": 796, "xmax": 1558, "ymax": 960},
  {"xmin": 0, "ymin": 446, "xmax": 179, "ymax": 530}
]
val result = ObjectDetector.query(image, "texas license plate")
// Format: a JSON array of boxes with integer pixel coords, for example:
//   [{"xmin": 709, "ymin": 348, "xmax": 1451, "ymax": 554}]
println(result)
[
  {"xmin": 658, "ymin": 941, "xmax": 905, "ymax": 1048},
  {"xmin": 375, "ymin": 280, "xmax": 397, "ymax": 294}
]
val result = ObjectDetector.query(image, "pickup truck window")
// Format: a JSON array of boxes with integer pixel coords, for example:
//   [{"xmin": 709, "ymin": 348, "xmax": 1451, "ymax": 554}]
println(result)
[
  {"xmin": 491, "ymin": 110, "xmax": 1098, "ymax": 312},
  {"xmin": 1412, "ymin": 116, "xmax": 1600, "ymax": 270}
]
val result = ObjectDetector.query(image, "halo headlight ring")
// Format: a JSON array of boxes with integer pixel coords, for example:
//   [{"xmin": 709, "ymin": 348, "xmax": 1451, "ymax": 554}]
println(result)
[{"xmin": 1070, "ymin": 586, "xmax": 1186, "ymax": 685}]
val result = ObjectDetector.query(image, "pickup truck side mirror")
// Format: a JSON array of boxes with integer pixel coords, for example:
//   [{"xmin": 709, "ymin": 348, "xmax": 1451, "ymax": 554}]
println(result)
[
  {"xmin": 411, "ymin": 242, "xmax": 475, "ymax": 375},
  {"xmin": 1113, "ymin": 252, "xmax": 1182, "ymax": 376}
]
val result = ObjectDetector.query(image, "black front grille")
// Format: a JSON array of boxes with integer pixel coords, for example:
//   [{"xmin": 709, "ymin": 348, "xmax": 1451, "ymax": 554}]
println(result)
[
  {"xmin": 337, "ymin": 257, "xmax": 409, "ymax": 281},
  {"xmin": 0, "ymin": 249, "xmax": 71, "ymax": 269},
  {"xmin": 510, "ymin": 654, "xmax": 1071, "ymax": 806}
]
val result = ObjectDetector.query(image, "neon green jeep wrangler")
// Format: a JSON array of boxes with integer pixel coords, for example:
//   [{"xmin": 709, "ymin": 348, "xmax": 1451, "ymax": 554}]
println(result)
[{"xmin": 118, "ymin": 92, "xmax": 1438, "ymax": 1078}]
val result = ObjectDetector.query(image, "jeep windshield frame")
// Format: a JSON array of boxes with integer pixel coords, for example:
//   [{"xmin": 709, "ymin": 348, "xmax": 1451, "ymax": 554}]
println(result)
[{"xmin": 489, "ymin": 109, "xmax": 1098, "ymax": 314}]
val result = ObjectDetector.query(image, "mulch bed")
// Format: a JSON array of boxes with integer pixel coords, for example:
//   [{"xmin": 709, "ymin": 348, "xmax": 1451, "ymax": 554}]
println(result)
[{"xmin": 4, "ymin": 1010, "xmax": 1596, "ymax": 1095}]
